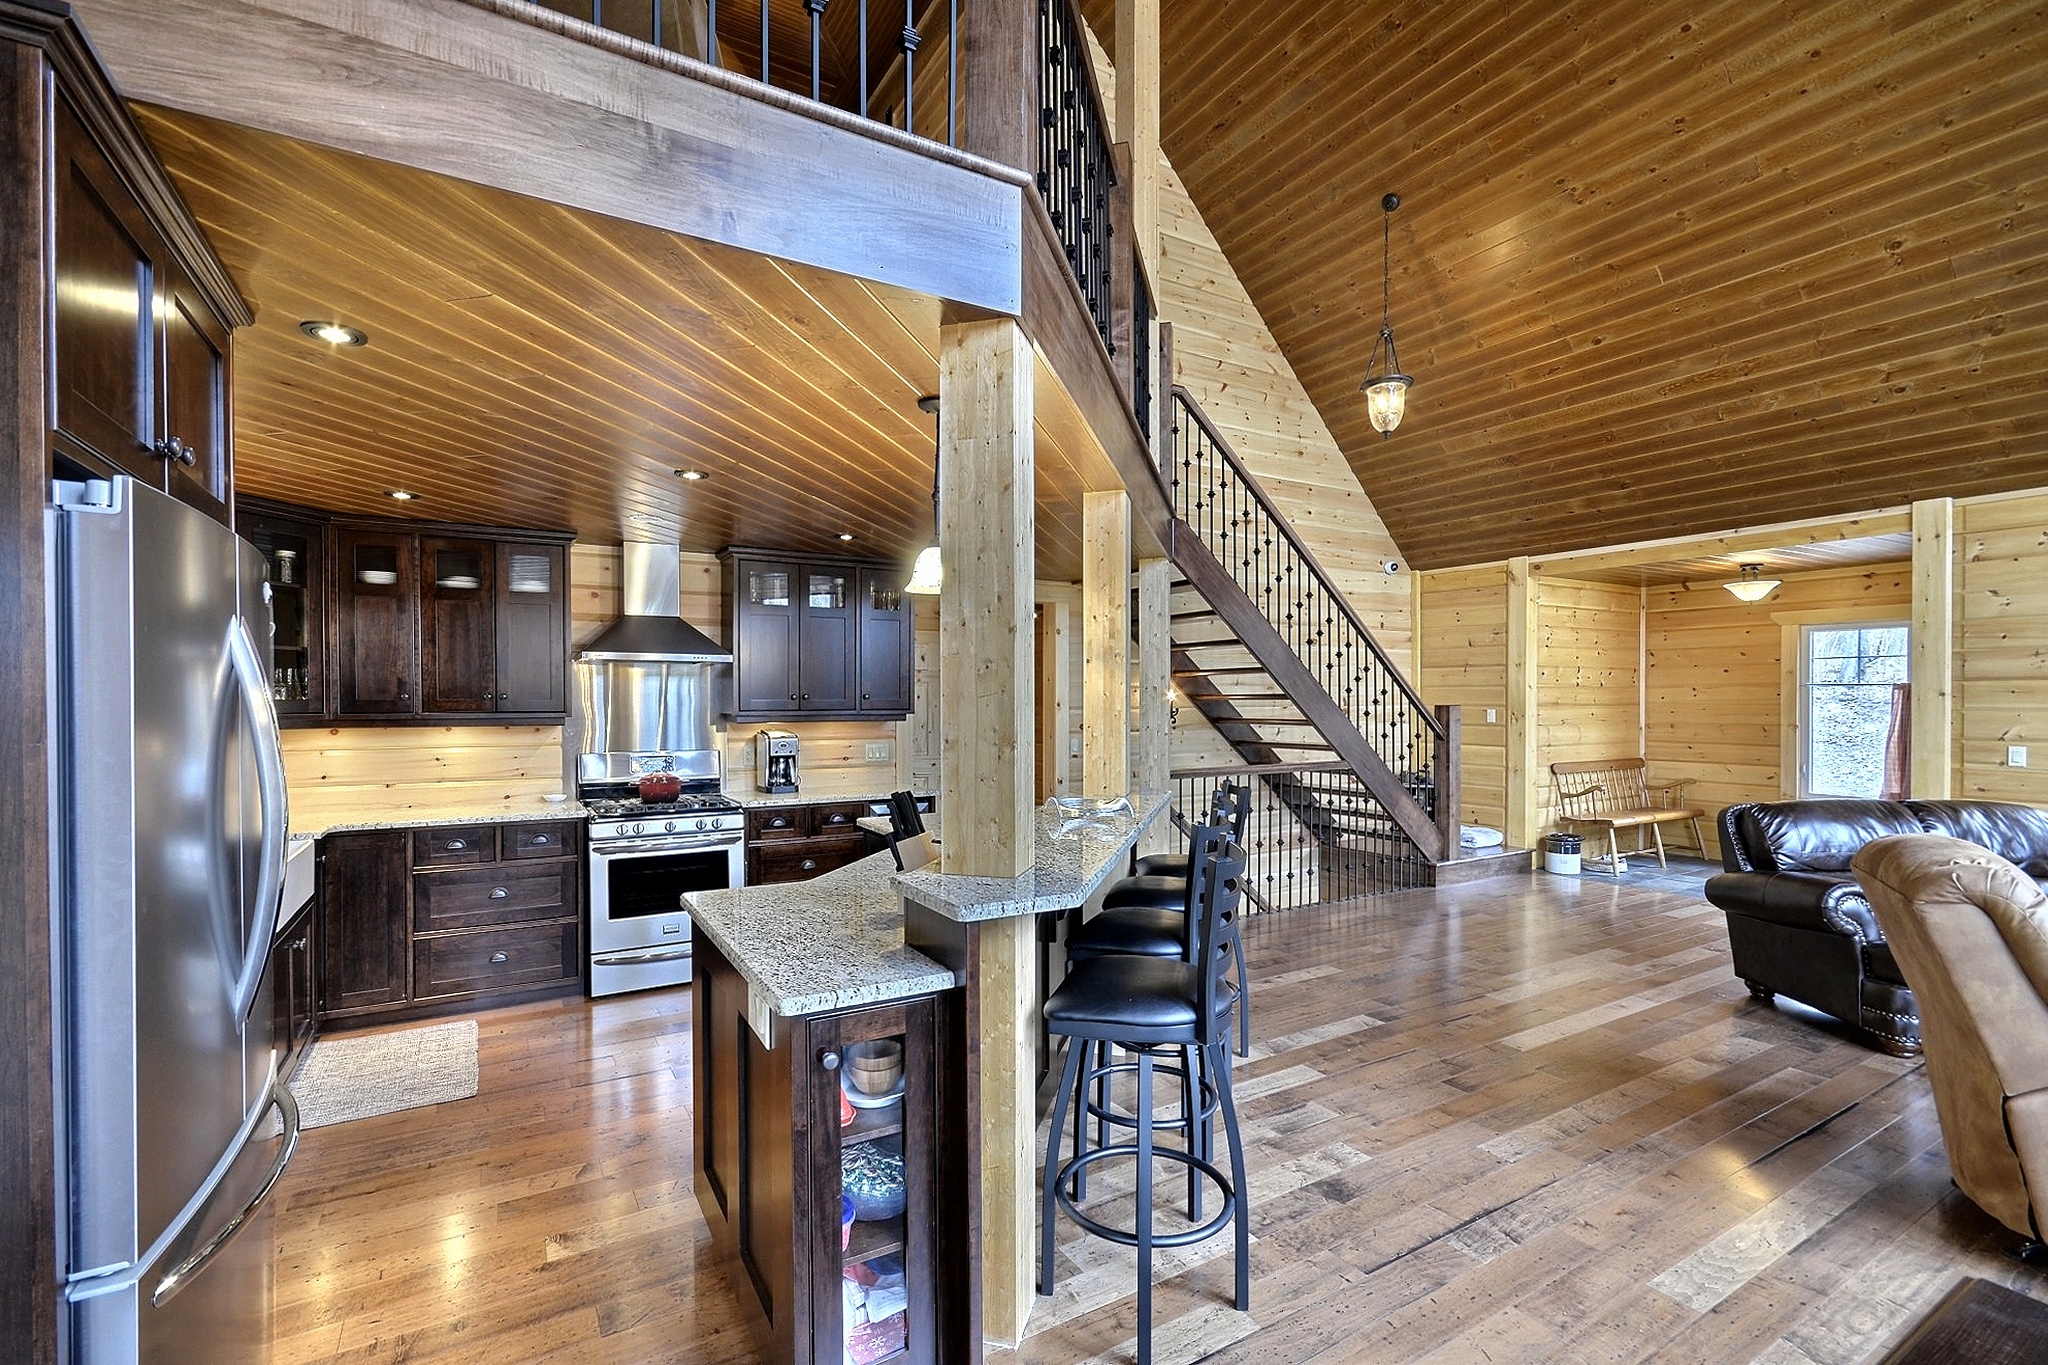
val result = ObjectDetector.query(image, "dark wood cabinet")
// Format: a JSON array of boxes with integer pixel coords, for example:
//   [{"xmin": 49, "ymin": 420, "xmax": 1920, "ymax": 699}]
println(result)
[
  {"xmin": 695, "ymin": 937, "xmax": 968, "ymax": 1365},
  {"xmin": 421, "ymin": 537, "xmax": 496, "ymax": 713},
  {"xmin": 237, "ymin": 498, "xmax": 572, "ymax": 726},
  {"xmin": 335, "ymin": 527, "xmax": 419, "ymax": 716},
  {"xmin": 317, "ymin": 831, "xmax": 412, "ymax": 1017},
  {"xmin": 745, "ymin": 800, "xmax": 876, "ymax": 886},
  {"xmin": 50, "ymin": 92, "xmax": 241, "ymax": 525},
  {"xmin": 241, "ymin": 508, "xmax": 325, "ymax": 717},
  {"xmin": 271, "ymin": 896, "xmax": 318, "ymax": 1081},
  {"xmin": 315, "ymin": 820, "xmax": 583, "ymax": 1025},
  {"xmin": 724, "ymin": 550, "xmax": 917, "ymax": 722}
]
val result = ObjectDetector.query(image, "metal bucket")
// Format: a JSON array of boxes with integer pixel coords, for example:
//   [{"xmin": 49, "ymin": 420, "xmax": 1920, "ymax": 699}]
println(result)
[{"xmin": 1544, "ymin": 831, "xmax": 1583, "ymax": 876}]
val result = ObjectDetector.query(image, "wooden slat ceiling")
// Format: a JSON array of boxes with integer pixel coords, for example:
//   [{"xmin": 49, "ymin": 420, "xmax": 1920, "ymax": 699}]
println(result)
[
  {"xmin": 1087, "ymin": 0, "xmax": 2048, "ymax": 570},
  {"xmin": 132, "ymin": 105, "xmax": 1095, "ymax": 577},
  {"xmin": 1545, "ymin": 531, "xmax": 1913, "ymax": 587}
]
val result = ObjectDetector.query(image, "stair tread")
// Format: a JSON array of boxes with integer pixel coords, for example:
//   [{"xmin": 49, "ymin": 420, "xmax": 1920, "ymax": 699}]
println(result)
[{"xmin": 1173, "ymin": 665, "xmax": 1271, "ymax": 676}]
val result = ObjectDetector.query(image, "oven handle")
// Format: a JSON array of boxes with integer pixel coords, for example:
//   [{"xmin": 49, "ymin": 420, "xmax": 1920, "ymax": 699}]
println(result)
[
  {"xmin": 591, "ymin": 836, "xmax": 744, "ymax": 859},
  {"xmin": 595, "ymin": 946, "xmax": 694, "ymax": 966}
]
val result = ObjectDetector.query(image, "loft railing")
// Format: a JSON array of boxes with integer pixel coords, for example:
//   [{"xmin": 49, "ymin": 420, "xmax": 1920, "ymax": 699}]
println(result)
[
  {"xmin": 1167, "ymin": 386, "xmax": 1453, "ymax": 844},
  {"xmin": 540, "ymin": 0, "xmax": 962, "ymax": 146},
  {"xmin": 1037, "ymin": 0, "xmax": 1116, "ymax": 353},
  {"xmin": 1171, "ymin": 764, "xmax": 1433, "ymax": 914},
  {"xmin": 1132, "ymin": 250, "xmax": 1155, "ymax": 445}
]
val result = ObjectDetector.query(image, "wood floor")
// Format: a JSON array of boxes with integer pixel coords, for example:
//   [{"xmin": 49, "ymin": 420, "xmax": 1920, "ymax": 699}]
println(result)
[{"xmin": 271, "ymin": 863, "xmax": 2047, "ymax": 1365}]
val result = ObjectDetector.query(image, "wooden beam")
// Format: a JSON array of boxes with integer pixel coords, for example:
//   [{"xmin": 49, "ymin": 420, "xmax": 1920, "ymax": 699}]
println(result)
[
  {"xmin": 1524, "ymin": 508, "xmax": 1913, "ymax": 578},
  {"xmin": 1135, "ymin": 556, "xmax": 1170, "ymax": 841},
  {"xmin": 1113, "ymin": 0, "xmax": 1159, "ymax": 280},
  {"xmin": 960, "ymin": 0, "xmax": 1037, "ymax": 172},
  {"xmin": 1036, "ymin": 597, "xmax": 1071, "ymax": 799},
  {"xmin": 935, "ymin": 317, "xmax": 1035, "ymax": 1344},
  {"xmin": 1505, "ymin": 556, "xmax": 1539, "ymax": 850},
  {"xmin": 1911, "ymin": 497, "xmax": 1955, "ymax": 799},
  {"xmin": 0, "ymin": 33, "xmax": 57, "ymax": 1364},
  {"xmin": 1083, "ymin": 491, "xmax": 1131, "ymax": 797},
  {"xmin": 70, "ymin": 0, "xmax": 1027, "ymax": 312}
]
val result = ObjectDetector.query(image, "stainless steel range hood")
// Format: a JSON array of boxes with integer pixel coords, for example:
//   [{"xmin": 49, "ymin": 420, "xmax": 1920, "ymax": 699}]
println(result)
[{"xmin": 577, "ymin": 542, "xmax": 731, "ymax": 663}]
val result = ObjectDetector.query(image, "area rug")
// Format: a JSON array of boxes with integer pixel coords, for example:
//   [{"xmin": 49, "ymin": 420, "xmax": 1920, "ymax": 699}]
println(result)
[
  {"xmin": 287, "ymin": 1019, "xmax": 479, "ymax": 1130},
  {"xmin": 1879, "ymin": 1276, "xmax": 2048, "ymax": 1365}
]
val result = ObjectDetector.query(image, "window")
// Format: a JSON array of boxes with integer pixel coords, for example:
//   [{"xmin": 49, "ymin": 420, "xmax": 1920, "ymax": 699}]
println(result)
[{"xmin": 1800, "ymin": 622, "xmax": 1908, "ymax": 798}]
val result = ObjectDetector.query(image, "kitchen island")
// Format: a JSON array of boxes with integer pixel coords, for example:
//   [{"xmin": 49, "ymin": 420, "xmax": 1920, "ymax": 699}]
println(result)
[{"xmin": 683, "ymin": 792, "xmax": 1170, "ymax": 1364}]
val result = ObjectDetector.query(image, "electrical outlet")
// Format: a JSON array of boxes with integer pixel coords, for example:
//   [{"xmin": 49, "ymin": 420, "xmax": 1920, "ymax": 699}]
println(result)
[
  {"xmin": 2010, "ymin": 745, "xmax": 2029, "ymax": 768},
  {"xmin": 1486, "ymin": 708, "xmax": 1498, "ymax": 724},
  {"xmin": 1070, "ymin": 737, "xmax": 1082, "ymax": 757},
  {"xmin": 865, "ymin": 741, "xmax": 892, "ymax": 763}
]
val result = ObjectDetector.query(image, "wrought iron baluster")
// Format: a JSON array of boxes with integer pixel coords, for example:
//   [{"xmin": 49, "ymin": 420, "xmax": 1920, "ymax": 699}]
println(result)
[
  {"xmin": 707, "ymin": 0, "xmax": 718, "ymax": 64},
  {"xmin": 901, "ymin": 1, "xmax": 919, "ymax": 133},
  {"xmin": 807, "ymin": 0, "xmax": 826, "ymax": 101},
  {"xmin": 760, "ymin": 0, "xmax": 770, "ymax": 82}
]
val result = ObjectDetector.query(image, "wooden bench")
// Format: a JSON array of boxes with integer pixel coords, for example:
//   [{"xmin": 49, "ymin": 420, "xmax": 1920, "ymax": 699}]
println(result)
[{"xmin": 1550, "ymin": 759, "xmax": 1707, "ymax": 873}]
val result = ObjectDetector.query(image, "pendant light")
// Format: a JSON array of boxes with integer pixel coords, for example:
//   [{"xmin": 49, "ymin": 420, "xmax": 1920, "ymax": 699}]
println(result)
[
  {"xmin": 904, "ymin": 395, "xmax": 943, "ymax": 595},
  {"xmin": 1359, "ymin": 192, "xmax": 1414, "ymax": 437},
  {"xmin": 1723, "ymin": 564, "xmax": 1782, "ymax": 603}
]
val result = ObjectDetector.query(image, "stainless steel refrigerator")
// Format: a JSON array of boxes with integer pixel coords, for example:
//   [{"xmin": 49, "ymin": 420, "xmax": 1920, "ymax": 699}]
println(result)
[{"xmin": 49, "ymin": 476, "xmax": 299, "ymax": 1365}]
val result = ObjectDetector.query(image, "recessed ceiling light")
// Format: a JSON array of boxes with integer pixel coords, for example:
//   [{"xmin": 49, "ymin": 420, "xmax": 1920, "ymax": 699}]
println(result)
[
  {"xmin": 627, "ymin": 513, "xmax": 651, "ymax": 524},
  {"xmin": 674, "ymin": 468, "xmax": 709, "ymax": 482},
  {"xmin": 385, "ymin": 489, "xmax": 416, "ymax": 501},
  {"xmin": 837, "ymin": 532, "xmax": 855, "ymax": 541},
  {"xmin": 300, "ymin": 320, "xmax": 368, "ymax": 347}
]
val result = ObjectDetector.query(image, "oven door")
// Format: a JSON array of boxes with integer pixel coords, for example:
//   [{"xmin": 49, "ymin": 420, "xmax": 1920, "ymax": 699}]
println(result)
[{"xmin": 587, "ymin": 836, "xmax": 742, "ymax": 994}]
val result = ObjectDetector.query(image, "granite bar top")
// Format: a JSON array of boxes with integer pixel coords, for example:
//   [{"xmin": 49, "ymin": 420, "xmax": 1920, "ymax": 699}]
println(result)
[
  {"xmin": 292, "ymin": 795, "xmax": 586, "ymax": 839},
  {"xmin": 684, "ymin": 850, "xmax": 957, "ymax": 1039},
  {"xmin": 892, "ymin": 792, "xmax": 1171, "ymax": 923}
]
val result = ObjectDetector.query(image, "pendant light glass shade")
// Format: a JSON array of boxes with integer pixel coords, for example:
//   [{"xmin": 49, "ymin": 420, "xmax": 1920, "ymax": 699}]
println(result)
[
  {"xmin": 904, "ymin": 543, "xmax": 943, "ymax": 595},
  {"xmin": 1722, "ymin": 564, "xmax": 1782, "ymax": 602},
  {"xmin": 1358, "ymin": 193, "xmax": 1414, "ymax": 438},
  {"xmin": 905, "ymin": 394, "xmax": 942, "ymax": 594}
]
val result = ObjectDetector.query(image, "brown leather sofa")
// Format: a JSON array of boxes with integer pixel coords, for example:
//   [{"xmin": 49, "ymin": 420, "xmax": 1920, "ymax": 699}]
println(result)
[
  {"xmin": 1704, "ymin": 800, "xmax": 2048, "ymax": 1055},
  {"xmin": 1853, "ymin": 834, "xmax": 2048, "ymax": 1254}
]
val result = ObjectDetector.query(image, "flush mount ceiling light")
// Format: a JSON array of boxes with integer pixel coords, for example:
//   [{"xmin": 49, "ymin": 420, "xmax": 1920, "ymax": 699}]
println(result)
[
  {"xmin": 299, "ymin": 320, "xmax": 367, "ymax": 347},
  {"xmin": 904, "ymin": 395, "xmax": 943, "ymax": 595},
  {"xmin": 674, "ymin": 468, "xmax": 709, "ymax": 482},
  {"xmin": 838, "ymin": 532, "xmax": 856, "ymax": 541},
  {"xmin": 384, "ymin": 489, "xmax": 417, "ymax": 501},
  {"xmin": 1723, "ymin": 563, "xmax": 1782, "ymax": 602},
  {"xmin": 1357, "ymin": 193, "xmax": 1414, "ymax": 438}
]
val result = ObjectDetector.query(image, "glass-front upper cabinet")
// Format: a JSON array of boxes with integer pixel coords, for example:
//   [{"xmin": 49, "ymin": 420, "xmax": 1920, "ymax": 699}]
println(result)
[{"xmin": 241, "ymin": 509, "xmax": 324, "ymax": 717}]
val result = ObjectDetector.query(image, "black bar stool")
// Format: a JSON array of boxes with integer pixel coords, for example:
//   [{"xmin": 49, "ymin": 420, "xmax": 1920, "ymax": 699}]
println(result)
[
  {"xmin": 1039, "ymin": 828, "xmax": 1250, "ymax": 1365},
  {"xmin": 1085, "ymin": 782, "xmax": 1254, "ymax": 1055}
]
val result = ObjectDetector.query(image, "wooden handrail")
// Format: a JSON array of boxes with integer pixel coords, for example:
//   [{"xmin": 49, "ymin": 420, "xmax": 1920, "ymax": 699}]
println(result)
[{"xmin": 1168, "ymin": 385, "xmax": 1442, "ymax": 733}]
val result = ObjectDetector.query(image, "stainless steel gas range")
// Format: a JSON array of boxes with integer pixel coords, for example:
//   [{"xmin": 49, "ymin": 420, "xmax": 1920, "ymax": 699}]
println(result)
[{"xmin": 582, "ymin": 784, "xmax": 744, "ymax": 996}]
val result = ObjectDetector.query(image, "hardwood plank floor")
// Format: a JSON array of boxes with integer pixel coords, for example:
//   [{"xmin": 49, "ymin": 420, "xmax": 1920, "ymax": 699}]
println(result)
[{"xmin": 271, "ymin": 861, "xmax": 2046, "ymax": 1365}]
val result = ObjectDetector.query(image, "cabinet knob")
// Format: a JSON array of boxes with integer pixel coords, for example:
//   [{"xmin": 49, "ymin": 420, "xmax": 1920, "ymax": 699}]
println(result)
[
  {"xmin": 488, "ymin": 951, "xmax": 509, "ymax": 964},
  {"xmin": 801, "ymin": 693, "xmax": 809, "ymax": 701},
  {"xmin": 288, "ymin": 938, "xmax": 308, "ymax": 953},
  {"xmin": 399, "ymin": 690, "xmax": 411, "ymax": 701},
  {"xmin": 447, "ymin": 839, "xmax": 466, "ymax": 851},
  {"xmin": 862, "ymin": 693, "xmax": 870, "ymax": 700},
  {"xmin": 489, "ymin": 887, "xmax": 509, "ymax": 899},
  {"xmin": 498, "ymin": 692, "xmax": 508, "ymax": 701},
  {"xmin": 819, "ymin": 1050, "xmax": 841, "ymax": 1071},
  {"xmin": 154, "ymin": 436, "xmax": 195, "ymax": 467},
  {"xmin": 789, "ymin": 693, "xmax": 798, "ymax": 701}
]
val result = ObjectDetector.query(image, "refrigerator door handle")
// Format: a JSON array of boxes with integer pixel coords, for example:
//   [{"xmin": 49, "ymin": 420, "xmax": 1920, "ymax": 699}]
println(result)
[
  {"xmin": 151, "ymin": 1079, "xmax": 300, "ymax": 1308},
  {"xmin": 225, "ymin": 613, "xmax": 289, "ymax": 1021}
]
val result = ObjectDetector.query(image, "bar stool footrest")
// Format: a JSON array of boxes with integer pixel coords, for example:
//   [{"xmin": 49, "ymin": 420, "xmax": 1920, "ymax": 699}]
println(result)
[{"xmin": 1050, "ymin": 1144, "xmax": 1239, "ymax": 1250}]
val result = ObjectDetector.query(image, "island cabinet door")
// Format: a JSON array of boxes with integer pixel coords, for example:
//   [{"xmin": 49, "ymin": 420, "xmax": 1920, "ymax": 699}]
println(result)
[{"xmin": 804, "ymin": 999, "xmax": 939, "ymax": 1365}]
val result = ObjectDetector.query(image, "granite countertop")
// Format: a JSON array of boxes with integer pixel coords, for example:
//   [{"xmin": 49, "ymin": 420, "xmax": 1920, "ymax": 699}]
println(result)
[
  {"xmin": 728, "ymin": 787, "xmax": 936, "ymax": 810},
  {"xmin": 684, "ymin": 850, "xmax": 957, "ymax": 1037},
  {"xmin": 892, "ymin": 792, "xmax": 1171, "ymax": 923},
  {"xmin": 292, "ymin": 795, "xmax": 586, "ymax": 839}
]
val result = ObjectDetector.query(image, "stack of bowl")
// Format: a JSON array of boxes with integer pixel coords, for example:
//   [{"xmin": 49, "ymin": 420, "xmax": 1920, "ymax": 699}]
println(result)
[{"xmin": 845, "ymin": 1040, "xmax": 903, "ymax": 1098}]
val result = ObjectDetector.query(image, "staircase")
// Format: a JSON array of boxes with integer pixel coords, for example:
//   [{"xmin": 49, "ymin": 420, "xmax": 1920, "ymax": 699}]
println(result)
[{"xmin": 1150, "ymin": 385, "xmax": 1526, "ymax": 906}]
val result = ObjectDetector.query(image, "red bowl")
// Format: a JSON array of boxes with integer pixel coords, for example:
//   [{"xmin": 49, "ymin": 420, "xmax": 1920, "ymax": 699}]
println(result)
[{"xmin": 637, "ymin": 772, "xmax": 682, "ymax": 803}]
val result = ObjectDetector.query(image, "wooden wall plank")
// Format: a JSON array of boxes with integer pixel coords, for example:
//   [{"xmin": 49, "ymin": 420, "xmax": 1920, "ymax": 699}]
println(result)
[
  {"xmin": 1911, "ymin": 498, "xmax": 1955, "ymax": 799},
  {"xmin": 1956, "ymin": 488, "xmax": 2048, "ymax": 802}
]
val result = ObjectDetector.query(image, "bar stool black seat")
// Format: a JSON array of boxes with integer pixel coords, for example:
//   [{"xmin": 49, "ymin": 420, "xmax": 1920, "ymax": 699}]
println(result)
[{"xmin": 1040, "ymin": 827, "xmax": 1250, "ymax": 1365}]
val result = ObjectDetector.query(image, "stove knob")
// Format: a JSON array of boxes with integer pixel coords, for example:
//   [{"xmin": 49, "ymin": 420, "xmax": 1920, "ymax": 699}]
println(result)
[
  {"xmin": 664, "ymin": 820, "xmax": 677, "ymax": 833},
  {"xmin": 629, "ymin": 822, "xmax": 643, "ymax": 835},
  {"xmin": 696, "ymin": 819, "xmax": 708, "ymax": 831}
]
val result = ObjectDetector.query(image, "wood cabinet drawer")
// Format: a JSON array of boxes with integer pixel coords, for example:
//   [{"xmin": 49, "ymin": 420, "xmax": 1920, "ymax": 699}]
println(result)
[
  {"xmin": 414, "ymin": 824, "xmax": 496, "ymax": 867},
  {"xmin": 749, "ymin": 839, "xmax": 868, "ymax": 885},
  {"xmin": 413, "ymin": 922, "xmax": 578, "ymax": 1000},
  {"xmin": 809, "ymin": 802, "xmax": 868, "ymax": 838},
  {"xmin": 414, "ymin": 862, "xmax": 576, "ymax": 933},
  {"xmin": 748, "ymin": 807, "xmax": 806, "ymax": 841},
  {"xmin": 504, "ymin": 819, "xmax": 579, "ymax": 860}
]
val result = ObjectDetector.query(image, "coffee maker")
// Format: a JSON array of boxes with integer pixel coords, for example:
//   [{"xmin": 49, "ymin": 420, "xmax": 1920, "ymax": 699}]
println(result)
[{"xmin": 756, "ymin": 729, "xmax": 799, "ymax": 794}]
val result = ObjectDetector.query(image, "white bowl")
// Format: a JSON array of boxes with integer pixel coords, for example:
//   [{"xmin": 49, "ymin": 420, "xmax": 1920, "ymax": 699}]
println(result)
[
  {"xmin": 436, "ymin": 575, "xmax": 481, "ymax": 590},
  {"xmin": 357, "ymin": 569, "xmax": 398, "ymax": 585}
]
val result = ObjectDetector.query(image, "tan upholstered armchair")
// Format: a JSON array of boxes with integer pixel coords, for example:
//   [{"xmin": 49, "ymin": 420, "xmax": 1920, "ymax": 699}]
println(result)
[{"xmin": 1853, "ymin": 834, "xmax": 2048, "ymax": 1257}]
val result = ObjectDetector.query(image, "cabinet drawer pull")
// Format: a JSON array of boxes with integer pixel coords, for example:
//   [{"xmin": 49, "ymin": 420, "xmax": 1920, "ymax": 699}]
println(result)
[
  {"xmin": 827, "ymin": 814, "xmax": 847, "ymax": 824},
  {"xmin": 799, "ymin": 859, "xmax": 817, "ymax": 872},
  {"xmin": 770, "ymin": 817, "xmax": 790, "ymax": 829},
  {"xmin": 488, "ymin": 951, "xmax": 509, "ymax": 964},
  {"xmin": 446, "ymin": 839, "xmax": 466, "ymax": 851},
  {"xmin": 531, "ymin": 834, "xmax": 549, "ymax": 845},
  {"xmin": 488, "ymin": 887, "xmax": 509, "ymax": 899}
]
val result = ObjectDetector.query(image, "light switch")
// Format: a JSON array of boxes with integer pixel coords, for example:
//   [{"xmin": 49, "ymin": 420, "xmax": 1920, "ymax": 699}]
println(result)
[
  {"xmin": 1486, "ymin": 708, "xmax": 1498, "ymax": 724},
  {"xmin": 2010, "ymin": 745, "xmax": 2029, "ymax": 768},
  {"xmin": 865, "ymin": 741, "xmax": 892, "ymax": 762}
]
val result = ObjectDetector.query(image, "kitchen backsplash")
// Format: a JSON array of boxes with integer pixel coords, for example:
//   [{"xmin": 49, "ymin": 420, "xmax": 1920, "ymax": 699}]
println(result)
[{"xmin": 280, "ymin": 724, "xmax": 566, "ymax": 827}]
